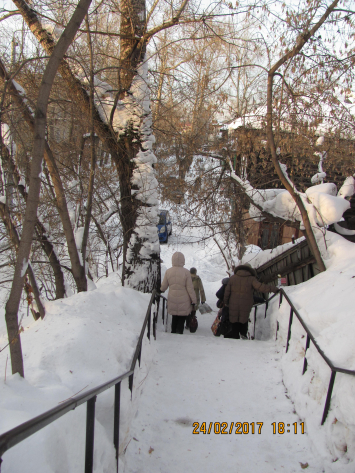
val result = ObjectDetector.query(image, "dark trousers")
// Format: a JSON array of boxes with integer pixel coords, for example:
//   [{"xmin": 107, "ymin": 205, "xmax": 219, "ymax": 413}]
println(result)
[
  {"xmin": 171, "ymin": 315, "xmax": 187, "ymax": 334},
  {"xmin": 224, "ymin": 321, "xmax": 248, "ymax": 339}
]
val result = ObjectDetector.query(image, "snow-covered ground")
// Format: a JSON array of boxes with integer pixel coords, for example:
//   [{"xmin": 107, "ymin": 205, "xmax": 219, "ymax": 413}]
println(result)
[
  {"xmin": 123, "ymin": 320, "xmax": 324, "ymax": 473},
  {"xmin": 1, "ymin": 227, "xmax": 355, "ymax": 472},
  {"xmin": 258, "ymin": 232, "xmax": 355, "ymax": 470},
  {"xmin": 0, "ymin": 274, "xmax": 155, "ymax": 472},
  {"xmin": 122, "ymin": 230, "xmax": 355, "ymax": 473}
]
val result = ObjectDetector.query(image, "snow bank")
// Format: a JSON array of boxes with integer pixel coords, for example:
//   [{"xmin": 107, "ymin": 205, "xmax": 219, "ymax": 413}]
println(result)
[
  {"xmin": 256, "ymin": 232, "xmax": 355, "ymax": 470},
  {"xmin": 0, "ymin": 274, "xmax": 155, "ymax": 472},
  {"xmin": 338, "ymin": 176, "xmax": 355, "ymax": 199},
  {"xmin": 230, "ymin": 162, "xmax": 350, "ymax": 230},
  {"xmin": 240, "ymin": 237, "xmax": 305, "ymax": 269}
]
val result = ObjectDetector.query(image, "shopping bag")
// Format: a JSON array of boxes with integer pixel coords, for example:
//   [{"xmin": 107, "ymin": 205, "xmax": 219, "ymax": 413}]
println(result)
[
  {"xmin": 211, "ymin": 313, "xmax": 221, "ymax": 336},
  {"xmin": 199, "ymin": 302, "xmax": 213, "ymax": 314}
]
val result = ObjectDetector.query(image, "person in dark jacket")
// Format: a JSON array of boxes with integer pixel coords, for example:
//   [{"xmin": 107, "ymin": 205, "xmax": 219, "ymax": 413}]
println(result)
[
  {"xmin": 216, "ymin": 277, "xmax": 230, "ymax": 308},
  {"xmin": 223, "ymin": 264, "xmax": 279, "ymax": 339}
]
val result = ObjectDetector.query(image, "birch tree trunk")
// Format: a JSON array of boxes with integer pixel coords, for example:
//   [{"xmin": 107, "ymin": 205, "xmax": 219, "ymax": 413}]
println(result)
[
  {"xmin": 118, "ymin": 0, "xmax": 161, "ymax": 292},
  {"xmin": 5, "ymin": 0, "xmax": 91, "ymax": 377}
]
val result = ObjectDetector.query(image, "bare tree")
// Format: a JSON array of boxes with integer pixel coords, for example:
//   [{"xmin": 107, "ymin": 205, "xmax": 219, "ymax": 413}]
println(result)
[{"xmin": 5, "ymin": 0, "xmax": 92, "ymax": 377}]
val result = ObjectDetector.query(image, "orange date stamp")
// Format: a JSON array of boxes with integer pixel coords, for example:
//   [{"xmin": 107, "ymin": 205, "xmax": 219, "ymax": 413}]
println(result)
[
  {"xmin": 192, "ymin": 422, "xmax": 305, "ymax": 435},
  {"xmin": 192, "ymin": 422, "xmax": 264, "ymax": 435}
]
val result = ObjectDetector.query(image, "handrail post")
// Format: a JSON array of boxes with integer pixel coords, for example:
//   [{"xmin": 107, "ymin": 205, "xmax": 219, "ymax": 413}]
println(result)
[
  {"xmin": 85, "ymin": 396, "xmax": 97, "ymax": 473},
  {"xmin": 279, "ymin": 291, "xmax": 283, "ymax": 307},
  {"xmin": 129, "ymin": 374, "xmax": 134, "ymax": 395},
  {"xmin": 153, "ymin": 308, "xmax": 157, "ymax": 340},
  {"xmin": 321, "ymin": 370, "xmax": 336, "ymax": 425},
  {"xmin": 286, "ymin": 308, "xmax": 293, "ymax": 353},
  {"xmin": 165, "ymin": 305, "xmax": 169, "ymax": 333},
  {"xmin": 302, "ymin": 334, "xmax": 310, "ymax": 375},
  {"xmin": 253, "ymin": 306, "xmax": 257, "ymax": 340},
  {"xmin": 113, "ymin": 382, "xmax": 121, "ymax": 472},
  {"xmin": 147, "ymin": 307, "xmax": 151, "ymax": 341},
  {"xmin": 156, "ymin": 296, "xmax": 160, "ymax": 320},
  {"xmin": 138, "ymin": 344, "xmax": 142, "ymax": 367}
]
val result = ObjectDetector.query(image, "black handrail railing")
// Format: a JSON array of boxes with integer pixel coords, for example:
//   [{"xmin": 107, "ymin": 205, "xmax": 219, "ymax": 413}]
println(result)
[
  {"xmin": 0, "ymin": 290, "xmax": 168, "ymax": 473},
  {"xmin": 253, "ymin": 288, "xmax": 355, "ymax": 425}
]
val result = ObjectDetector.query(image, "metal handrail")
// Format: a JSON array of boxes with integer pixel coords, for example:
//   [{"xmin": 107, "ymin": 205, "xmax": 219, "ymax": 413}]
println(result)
[
  {"xmin": 0, "ymin": 290, "xmax": 168, "ymax": 473},
  {"xmin": 253, "ymin": 288, "xmax": 355, "ymax": 425}
]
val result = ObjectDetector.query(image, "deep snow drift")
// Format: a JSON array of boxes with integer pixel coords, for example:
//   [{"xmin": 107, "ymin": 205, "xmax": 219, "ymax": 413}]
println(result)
[
  {"xmin": 0, "ymin": 273, "xmax": 155, "ymax": 472},
  {"xmin": 251, "ymin": 232, "xmax": 355, "ymax": 470}
]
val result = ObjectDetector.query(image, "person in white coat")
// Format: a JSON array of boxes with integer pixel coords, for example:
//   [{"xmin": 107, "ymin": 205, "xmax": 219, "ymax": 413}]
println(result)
[{"xmin": 160, "ymin": 252, "xmax": 197, "ymax": 334}]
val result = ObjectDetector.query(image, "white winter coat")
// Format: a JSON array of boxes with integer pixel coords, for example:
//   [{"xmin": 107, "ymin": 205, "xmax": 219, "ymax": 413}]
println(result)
[{"xmin": 160, "ymin": 252, "xmax": 196, "ymax": 316}]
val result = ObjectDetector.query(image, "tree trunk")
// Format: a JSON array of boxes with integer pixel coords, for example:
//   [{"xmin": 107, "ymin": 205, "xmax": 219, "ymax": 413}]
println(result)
[
  {"xmin": 0, "ymin": 201, "xmax": 45, "ymax": 319},
  {"xmin": 5, "ymin": 0, "xmax": 91, "ymax": 377},
  {"xmin": 265, "ymin": 0, "xmax": 339, "ymax": 274},
  {"xmin": 118, "ymin": 0, "xmax": 161, "ymax": 292},
  {"xmin": 266, "ymin": 78, "xmax": 326, "ymax": 272},
  {"xmin": 81, "ymin": 15, "xmax": 96, "ymax": 268},
  {"xmin": 91, "ymin": 215, "xmax": 115, "ymax": 272}
]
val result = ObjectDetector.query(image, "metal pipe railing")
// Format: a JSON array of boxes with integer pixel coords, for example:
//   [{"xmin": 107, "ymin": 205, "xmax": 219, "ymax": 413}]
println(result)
[
  {"xmin": 0, "ymin": 290, "xmax": 168, "ymax": 473},
  {"xmin": 254, "ymin": 288, "xmax": 355, "ymax": 425}
]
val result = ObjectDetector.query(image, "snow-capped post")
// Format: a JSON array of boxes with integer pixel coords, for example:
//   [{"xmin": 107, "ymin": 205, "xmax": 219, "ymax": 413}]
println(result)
[
  {"xmin": 312, "ymin": 136, "xmax": 327, "ymax": 185},
  {"xmin": 266, "ymin": 0, "xmax": 340, "ymax": 274},
  {"xmin": 4, "ymin": 0, "xmax": 92, "ymax": 378}
]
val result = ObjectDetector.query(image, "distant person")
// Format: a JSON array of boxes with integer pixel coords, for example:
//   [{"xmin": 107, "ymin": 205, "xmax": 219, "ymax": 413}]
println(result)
[
  {"xmin": 190, "ymin": 267, "xmax": 206, "ymax": 308},
  {"xmin": 216, "ymin": 277, "xmax": 230, "ymax": 308},
  {"xmin": 160, "ymin": 252, "xmax": 197, "ymax": 334},
  {"xmin": 186, "ymin": 267, "xmax": 206, "ymax": 328},
  {"xmin": 224, "ymin": 264, "xmax": 279, "ymax": 339}
]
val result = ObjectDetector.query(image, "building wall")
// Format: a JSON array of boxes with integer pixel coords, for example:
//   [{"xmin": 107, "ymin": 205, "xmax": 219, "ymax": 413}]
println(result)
[{"xmin": 244, "ymin": 212, "xmax": 303, "ymax": 249}]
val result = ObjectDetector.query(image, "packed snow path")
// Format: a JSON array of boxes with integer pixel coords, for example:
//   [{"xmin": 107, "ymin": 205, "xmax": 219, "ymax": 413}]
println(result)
[{"xmin": 124, "ymin": 319, "xmax": 324, "ymax": 472}]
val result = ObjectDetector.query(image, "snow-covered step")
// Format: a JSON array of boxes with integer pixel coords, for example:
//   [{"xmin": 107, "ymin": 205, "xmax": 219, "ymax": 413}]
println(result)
[{"xmin": 123, "ymin": 329, "xmax": 324, "ymax": 472}]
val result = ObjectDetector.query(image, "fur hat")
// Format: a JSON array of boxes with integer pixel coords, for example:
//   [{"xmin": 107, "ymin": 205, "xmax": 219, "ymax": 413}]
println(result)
[{"xmin": 234, "ymin": 264, "xmax": 257, "ymax": 277}]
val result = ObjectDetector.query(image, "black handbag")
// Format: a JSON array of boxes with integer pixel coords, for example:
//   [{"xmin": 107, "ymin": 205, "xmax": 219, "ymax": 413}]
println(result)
[{"xmin": 189, "ymin": 313, "xmax": 198, "ymax": 333}]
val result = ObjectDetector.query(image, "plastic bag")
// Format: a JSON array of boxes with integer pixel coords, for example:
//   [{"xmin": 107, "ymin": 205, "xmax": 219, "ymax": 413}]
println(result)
[{"xmin": 199, "ymin": 302, "xmax": 213, "ymax": 314}]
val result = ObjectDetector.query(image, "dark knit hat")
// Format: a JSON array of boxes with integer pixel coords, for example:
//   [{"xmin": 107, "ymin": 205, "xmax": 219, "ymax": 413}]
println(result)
[{"xmin": 190, "ymin": 267, "xmax": 197, "ymax": 274}]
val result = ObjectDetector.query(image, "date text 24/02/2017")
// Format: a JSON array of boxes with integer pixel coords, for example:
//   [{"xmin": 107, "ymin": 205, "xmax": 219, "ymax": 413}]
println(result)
[{"xmin": 192, "ymin": 422, "xmax": 305, "ymax": 435}]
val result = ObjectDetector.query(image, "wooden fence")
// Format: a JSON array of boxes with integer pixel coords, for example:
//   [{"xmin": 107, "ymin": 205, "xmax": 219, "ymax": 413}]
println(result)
[{"xmin": 255, "ymin": 239, "xmax": 319, "ymax": 286}]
